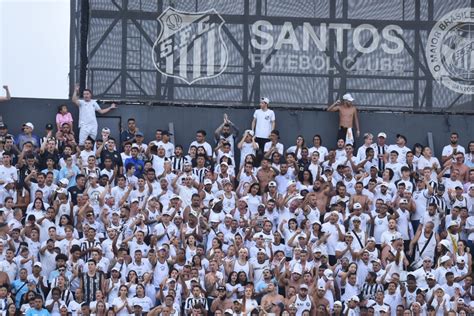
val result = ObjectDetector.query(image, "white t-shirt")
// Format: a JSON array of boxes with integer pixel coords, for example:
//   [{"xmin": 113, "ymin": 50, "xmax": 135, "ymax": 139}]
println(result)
[
  {"xmin": 240, "ymin": 142, "xmax": 258, "ymax": 166},
  {"xmin": 387, "ymin": 145, "xmax": 411, "ymax": 163},
  {"xmin": 154, "ymin": 141, "xmax": 175, "ymax": 158},
  {"xmin": 130, "ymin": 296, "xmax": 153, "ymax": 312},
  {"xmin": 80, "ymin": 149, "xmax": 96, "ymax": 165},
  {"xmin": 286, "ymin": 146, "xmax": 303, "ymax": 160},
  {"xmin": 253, "ymin": 109, "xmax": 275, "ymax": 138},
  {"xmin": 308, "ymin": 146, "xmax": 329, "ymax": 161},
  {"xmin": 188, "ymin": 141, "xmax": 213, "ymax": 157},
  {"xmin": 0, "ymin": 165, "xmax": 18, "ymax": 182},
  {"xmin": 356, "ymin": 144, "xmax": 371, "ymax": 161},
  {"xmin": 151, "ymin": 154, "xmax": 167, "ymax": 176},
  {"xmin": 385, "ymin": 162, "xmax": 405, "ymax": 182},
  {"xmin": 443, "ymin": 178, "xmax": 464, "ymax": 192},
  {"xmin": 121, "ymin": 153, "xmax": 131, "ymax": 166},
  {"xmin": 78, "ymin": 99, "xmax": 100, "ymax": 128},
  {"xmin": 112, "ymin": 297, "xmax": 131, "ymax": 316},
  {"xmin": 263, "ymin": 142, "xmax": 284, "ymax": 155},
  {"xmin": 441, "ymin": 144, "xmax": 465, "ymax": 158},
  {"xmin": 412, "ymin": 189, "xmax": 430, "ymax": 221},
  {"xmin": 321, "ymin": 222, "xmax": 345, "ymax": 256}
]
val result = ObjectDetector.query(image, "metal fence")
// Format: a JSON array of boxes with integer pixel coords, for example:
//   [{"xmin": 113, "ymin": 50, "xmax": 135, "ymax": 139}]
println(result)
[{"xmin": 70, "ymin": 0, "xmax": 474, "ymax": 112}]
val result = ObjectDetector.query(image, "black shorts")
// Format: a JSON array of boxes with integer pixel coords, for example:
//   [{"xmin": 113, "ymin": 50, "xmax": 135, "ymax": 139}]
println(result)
[{"xmin": 337, "ymin": 127, "xmax": 348, "ymax": 142}]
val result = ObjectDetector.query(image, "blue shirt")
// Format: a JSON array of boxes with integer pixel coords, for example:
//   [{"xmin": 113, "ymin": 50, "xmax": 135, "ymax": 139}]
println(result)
[
  {"xmin": 26, "ymin": 307, "xmax": 50, "ymax": 316},
  {"xmin": 11, "ymin": 279, "xmax": 28, "ymax": 307},
  {"xmin": 16, "ymin": 133, "xmax": 41, "ymax": 150},
  {"xmin": 41, "ymin": 169, "xmax": 60, "ymax": 184},
  {"xmin": 124, "ymin": 157, "xmax": 145, "ymax": 177},
  {"xmin": 58, "ymin": 165, "xmax": 81, "ymax": 187}
]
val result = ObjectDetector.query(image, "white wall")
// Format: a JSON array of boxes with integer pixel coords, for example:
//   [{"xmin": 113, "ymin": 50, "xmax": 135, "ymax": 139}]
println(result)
[{"xmin": 0, "ymin": 0, "xmax": 70, "ymax": 99}]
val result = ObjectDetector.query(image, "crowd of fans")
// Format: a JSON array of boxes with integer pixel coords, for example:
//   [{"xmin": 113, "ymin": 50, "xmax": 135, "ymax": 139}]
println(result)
[{"xmin": 0, "ymin": 86, "xmax": 473, "ymax": 316}]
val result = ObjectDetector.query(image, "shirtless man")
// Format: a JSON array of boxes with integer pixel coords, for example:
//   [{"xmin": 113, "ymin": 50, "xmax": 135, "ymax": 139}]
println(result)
[
  {"xmin": 443, "ymin": 152, "xmax": 470, "ymax": 182},
  {"xmin": 276, "ymin": 261, "xmax": 303, "ymax": 294},
  {"xmin": 312, "ymin": 285, "xmax": 330, "ymax": 310},
  {"xmin": 327, "ymin": 93, "xmax": 360, "ymax": 144},
  {"xmin": 210, "ymin": 285, "xmax": 233, "ymax": 313},
  {"xmin": 0, "ymin": 85, "xmax": 11, "ymax": 102},
  {"xmin": 257, "ymin": 158, "xmax": 277, "ymax": 192},
  {"xmin": 261, "ymin": 282, "xmax": 285, "ymax": 314},
  {"xmin": 349, "ymin": 182, "xmax": 371, "ymax": 211},
  {"xmin": 312, "ymin": 178, "xmax": 332, "ymax": 213}
]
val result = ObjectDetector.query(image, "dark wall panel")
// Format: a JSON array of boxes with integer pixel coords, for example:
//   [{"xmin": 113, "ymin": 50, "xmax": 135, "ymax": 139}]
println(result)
[{"xmin": 1, "ymin": 98, "xmax": 473, "ymax": 159}]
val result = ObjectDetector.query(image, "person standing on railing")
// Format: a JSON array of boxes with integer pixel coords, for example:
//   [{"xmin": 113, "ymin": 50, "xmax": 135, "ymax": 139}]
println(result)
[
  {"xmin": 251, "ymin": 97, "xmax": 275, "ymax": 163},
  {"xmin": 327, "ymin": 93, "xmax": 360, "ymax": 146},
  {"xmin": 0, "ymin": 85, "xmax": 11, "ymax": 102},
  {"xmin": 72, "ymin": 84, "xmax": 117, "ymax": 147}
]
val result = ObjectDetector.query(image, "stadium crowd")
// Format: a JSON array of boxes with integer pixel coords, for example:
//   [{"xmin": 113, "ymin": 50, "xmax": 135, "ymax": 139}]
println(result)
[{"xmin": 0, "ymin": 85, "xmax": 473, "ymax": 316}]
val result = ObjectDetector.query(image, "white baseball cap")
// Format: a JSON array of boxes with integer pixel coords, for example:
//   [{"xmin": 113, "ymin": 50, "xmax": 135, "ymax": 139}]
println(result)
[
  {"xmin": 439, "ymin": 239, "xmax": 450, "ymax": 248},
  {"xmin": 377, "ymin": 132, "xmax": 387, "ymax": 138},
  {"xmin": 457, "ymin": 257, "xmax": 465, "ymax": 264},
  {"xmin": 351, "ymin": 216, "xmax": 361, "ymax": 222},
  {"xmin": 448, "ymin": 221, "xmax": 458, "ymax": 228},
  {"xmin": 260, "ymin": 97, "xmax": 270, "ymax": 104},
  {"xmin": 342, "ymin": 93, "xmax": 354, "ymax": 102},
  {"xmin": 439, "ymin": 255, "xmax": 451, "ymax": 264},
  {"xmin": 324, "ymin": 269, "xmax": 334, "ymax": 280},
  {"xmin": 292, "ymin": 264, "xmax": 303, "ymax": 275},
  {"xmin": 286, "ymin": 180, "xmax": 296, "ymax": 188},
  {"xmin": 24, "ymin": 122, "xmax": 34, "ymax": 130}
]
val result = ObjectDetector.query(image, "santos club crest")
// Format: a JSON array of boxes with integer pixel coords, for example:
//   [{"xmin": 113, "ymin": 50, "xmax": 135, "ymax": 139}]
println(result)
[{"xmin": 152, "ymin": 7, "xmax": 228, "ymax": 85}]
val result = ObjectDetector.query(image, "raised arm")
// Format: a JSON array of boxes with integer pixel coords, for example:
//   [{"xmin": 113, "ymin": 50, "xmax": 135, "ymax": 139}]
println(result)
[
  {"xmin": 0, "ymin": 85, "xmax": 11, "ymax": 101},
  {"xmin": 72, "ymin": 84, "xmax": 81, "ymax": 106},
  {"xmin": 214, "ymin": 118, "xmax": 226, "ymax": 140},
  {"xmin": 97, "ymin": 102, "xmax": 117, "ymax": 115},
  {"xmin": 327, "ymin": 100, "xmax": 340, "ymax": 112},
  {"xmin": 228, "ymin": 119, "xmax": 240, "ymax": 137}
]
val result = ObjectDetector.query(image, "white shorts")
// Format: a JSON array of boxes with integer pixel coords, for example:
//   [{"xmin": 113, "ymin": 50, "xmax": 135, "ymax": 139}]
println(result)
[{"xmin": 79, "ymin": 124, "xmax": 98, "ymax": 145}]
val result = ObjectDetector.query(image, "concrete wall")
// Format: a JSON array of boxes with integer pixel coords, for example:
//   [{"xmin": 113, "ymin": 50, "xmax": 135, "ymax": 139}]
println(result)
[{"xmin": 1, "ymin": 98, "xmax": 473, "ymax": 159}]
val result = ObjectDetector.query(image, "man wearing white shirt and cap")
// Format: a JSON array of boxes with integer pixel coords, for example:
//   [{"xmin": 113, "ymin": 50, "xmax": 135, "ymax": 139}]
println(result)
[
  {"xmin": 327, "ymin": 93, "xmax": 360, "ymax": 145},
  {"xmin": 251, "ymin": 97, "xmax": 275, "ymax": 161}
]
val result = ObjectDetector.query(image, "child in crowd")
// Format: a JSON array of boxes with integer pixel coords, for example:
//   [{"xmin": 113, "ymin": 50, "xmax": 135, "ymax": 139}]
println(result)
[{"xmin": 56, "ymin": 104, "xmax": 74, "ymax": 131}]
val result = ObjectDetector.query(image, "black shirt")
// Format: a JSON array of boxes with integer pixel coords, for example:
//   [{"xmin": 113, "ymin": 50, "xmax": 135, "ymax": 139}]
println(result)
[
  {"xmin": 68, "ymin": 185, "xmax": 85, "ymax": 205},
  {"xmin": 38, "ymin": 150, "xmax": 60, "ymax": 170},
  {"xmin": 100, "ymin": 149, "xmax": 123, "ymax": 170},
  {"xmin": 297, "ymin": 158, "xmax": 311, "ymax": 180},
  {"xmin": 120, "ymin": 130, "xmax": 136, "ymax": 147}
]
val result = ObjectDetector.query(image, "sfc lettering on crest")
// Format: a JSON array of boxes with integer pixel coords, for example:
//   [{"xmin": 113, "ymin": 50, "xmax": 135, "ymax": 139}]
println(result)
[{"xmin": 152, "ymin": 7, "xmax": 228, "ymax": 85}]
